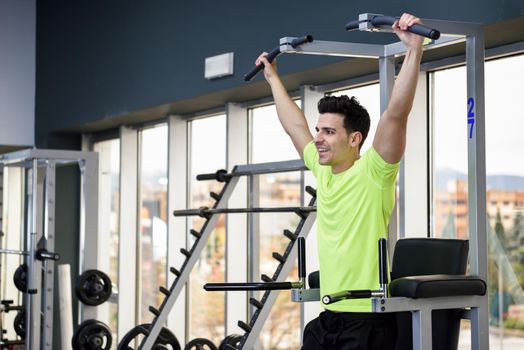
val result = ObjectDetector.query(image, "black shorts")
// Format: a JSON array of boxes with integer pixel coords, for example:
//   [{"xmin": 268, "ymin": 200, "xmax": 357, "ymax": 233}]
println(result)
[{"xmin": 301, "ymin": 310, "xmax": 397, "ymax": 350}]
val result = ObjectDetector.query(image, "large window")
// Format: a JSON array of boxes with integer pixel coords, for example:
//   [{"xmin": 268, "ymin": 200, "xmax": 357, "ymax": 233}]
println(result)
[
  {"xmin": 93, "ymin": 139, "xmax": 121, "ymax": 341},
  {"xmin": 138, "ymin": 124, "xmax": 169, "ymax": 324},
  {"xmin": 188, "ymin": 115, "xmax": 227, "ymax": 344},
  {"xmin": 431, "ymin": 67, "xmax": 469, "ymax": 239},
  {"xmin": 250, "ymin": 103, "xmax": 302, "ymax": 349},
  {"xmin": 431, "ymin": 54, "xmax": 524, "ymax": 348}
]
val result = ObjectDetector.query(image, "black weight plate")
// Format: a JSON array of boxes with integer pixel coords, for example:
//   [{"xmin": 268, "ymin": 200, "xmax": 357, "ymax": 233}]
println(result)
[
  {"xmin": 72, "ymin": 319, "xmax": 112, "ymax": 350},
  {"xmin": 75, "ymin": 269, "xmax": 112, "ymax": 306},
  {"xmin": 13, "ymin": 309, "xmax": 25, "ymax": 339},
  {"xmin": 118, "ymin": 324, "xmax": 181, "ymax": 350},
  {"xmin": 184, "ymin": 337, "xmax": 217, "ymax": 350},
  {"xmin": 13, "ymin": 264, "xmax": 27, "ymax": 293},
  {"xmin": 218, "ymin": 334, "xmax": 242, "ymax": 350}
]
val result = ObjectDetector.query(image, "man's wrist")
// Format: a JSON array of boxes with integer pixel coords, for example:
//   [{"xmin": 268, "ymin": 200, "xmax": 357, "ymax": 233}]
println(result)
[{"xmin": 406, "ymin": 46, "xmax": 423, "ymax": 59}]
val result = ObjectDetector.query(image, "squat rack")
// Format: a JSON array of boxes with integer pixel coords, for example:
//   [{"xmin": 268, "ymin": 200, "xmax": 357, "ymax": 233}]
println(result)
[{"xmin": 0, "ymin": 149, "xmax": 99, "ymax": 350}]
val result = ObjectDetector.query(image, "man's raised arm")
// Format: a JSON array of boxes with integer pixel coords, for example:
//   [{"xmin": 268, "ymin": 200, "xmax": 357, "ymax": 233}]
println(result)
[
  {"xmin": 257, "ymin": 54, "xmax": 313, "ymax": 159},
  {"xmin": 373, "ymin": 13, "xmax": 424, "ymax": 164}
]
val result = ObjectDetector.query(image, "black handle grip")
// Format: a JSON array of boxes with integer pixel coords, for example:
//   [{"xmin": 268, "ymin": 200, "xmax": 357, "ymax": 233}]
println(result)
[
  {"xmin": 196, "ymin": 169, "xmax": 229, "ymax": 182},
  {"xmin": 378, "ymin": 238, "xmax": 388, "ymax": 285},
  {"xmin": 35, "ymin": 249, "xmax": 60, "ymax": 261},
  {"xmin": 244, "ymin": 46, "xmax": 281, "ymax": 82},
  {"xmin": 244, "ymin": 35, "xmax": 313, "ymax": 82},
  {"xmin": 322, "ymin": 289, "xmax": 372, "ymax": 304},
  {"xmin": 297, "ymin": 237, "xmax": 306, "ymax": 279},
  {"xmin": 370, "ymin": 16, "xmax": 440, "ymax": 40},
  {"xmin": 204, "ymin": 282, "xmax": 293, "ymax": 291},
  {"xmin": 345, "ymin": 19, "xmax": 362, "ymax": 31},
  {"xmin": 290, "ymin": 35, "xmax": 314, "ymax": 47}
]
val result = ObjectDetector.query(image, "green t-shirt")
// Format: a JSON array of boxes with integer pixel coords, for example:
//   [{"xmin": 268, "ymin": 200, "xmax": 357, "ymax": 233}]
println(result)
[{"xmin": 303, "ymin": 141, "xmax": 399, "ymax": 312}]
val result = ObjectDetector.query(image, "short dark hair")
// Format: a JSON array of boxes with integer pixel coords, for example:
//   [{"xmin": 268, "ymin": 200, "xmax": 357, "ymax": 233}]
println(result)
[{"xmin": 317, "ymin": 95, "xmax": 371, "ymax": 149}]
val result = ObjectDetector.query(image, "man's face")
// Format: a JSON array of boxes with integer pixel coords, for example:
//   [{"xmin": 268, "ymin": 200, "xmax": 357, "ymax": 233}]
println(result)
[{"xmin": 314, "ymin": 113, "xmax": 354, "ymax": 168}]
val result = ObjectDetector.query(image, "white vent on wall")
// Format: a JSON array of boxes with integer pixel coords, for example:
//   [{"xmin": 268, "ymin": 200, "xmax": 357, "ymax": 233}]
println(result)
[{"xmin": 205, "ymin": 52, "xmax": 234, "ymax": 79}]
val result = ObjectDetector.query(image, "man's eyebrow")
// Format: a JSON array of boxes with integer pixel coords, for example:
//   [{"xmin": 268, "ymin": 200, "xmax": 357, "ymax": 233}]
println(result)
[{"xmin": 316, "ymin": 127, "xmax": 337, "ymax": 132}]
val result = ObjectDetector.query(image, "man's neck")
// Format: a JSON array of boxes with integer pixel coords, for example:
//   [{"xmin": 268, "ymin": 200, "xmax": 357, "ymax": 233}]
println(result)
[{"xmin": 331, "ymin": 153, "xmax": 360, "ymax": 174}]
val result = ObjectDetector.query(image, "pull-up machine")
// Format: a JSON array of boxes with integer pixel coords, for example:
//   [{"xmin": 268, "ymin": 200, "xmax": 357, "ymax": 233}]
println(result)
[{"xmin": 208, "ymin": 13, "xmax": 488, "ymax": 350}]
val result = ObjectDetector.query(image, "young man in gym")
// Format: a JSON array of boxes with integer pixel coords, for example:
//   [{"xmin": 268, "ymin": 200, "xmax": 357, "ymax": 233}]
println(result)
[{"xmin": 255, "ymin": 13, "xmax": 424, "ymax": 350}]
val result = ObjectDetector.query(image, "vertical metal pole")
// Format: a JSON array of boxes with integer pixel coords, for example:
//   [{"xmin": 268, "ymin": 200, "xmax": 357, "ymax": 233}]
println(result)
[
  {"xmin": 42, "ymin": 161, "xmax": 56, "ymax": 350},
  {"xmin": 466, "ymin": 28, "xmax": 489, "ymax": 350},
  {"xmin": 167, "ymin": 116, "xmax": 188, "ymax": 340},
  {"xmin": 225, "ymin": 103, "xmax": 249, "ymax": 337},
  {"xmin": 117, "ymin": 126, "xmax": 139, "ymax": 340},
  {"xmin": 247, "ymin": 175, "xmax": 260, "ymax": 321},
  {"xmin": 79, "ymin": 153, "xmax": 100, "ymax": 322},
  {"xmin": 412, "ymin": 309, "xmax": 432, "ymax": 350},
  {"xmin": 25, "ymin": 159, "xmax": 38, "ymax": 350}
]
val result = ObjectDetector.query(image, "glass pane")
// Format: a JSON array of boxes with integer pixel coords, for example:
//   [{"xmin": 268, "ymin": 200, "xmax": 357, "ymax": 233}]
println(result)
[
  {"xmin": 484, "ymin": 54, "xmax": 524, "ymax": 349},
  {"xmin": 93, "ymin": 139, "xmax": 120, "ymax": 342},
  {"xmin": 189, "ymin": 115, "xmax": 226, "ymax": 344},
  {"xmin": 431, "ymin": 67, "xmax": 468, "ymax": 239},
  {"xmin": 138, "ymin": 124, "xmax": 168, "ymax": 323},
  {"xmin": 432, "ymin": 55, "xmax": 524, "ymax": 348},
  {"xmin": 329, "ymin": 83, "xmax": 380, "ymax": 154},
  {"xmin": 251, "ymin": 104, "xmax": 302, "ymax": 350}
]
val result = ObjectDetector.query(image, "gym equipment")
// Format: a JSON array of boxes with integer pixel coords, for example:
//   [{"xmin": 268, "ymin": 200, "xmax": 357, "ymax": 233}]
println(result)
[
  {"xmin": 345, "ymin": 13, "xmax": 440, "ymax": 39},
  {"xmin": 317, "ymin": 238, "xmax": 486, "ymax": 350},
  {"xmin": 243, "ymin": 35, "xmax": 313, "ymax": 81},
  {"xmin": 0, "ymin": 148, "xmax": 99, "ymax": 350},
  {"xmin": 184, "ymin": 337, "xmax": 217, "ymax": 350},
  {"xmin": 13, "ymin": 264, "xmax": 27, "ymax": 293},
  {"xmin": 75, "ymin": 269, "xmax": 112, "ymax": 306},
  {"xmin": 204, "ymin": 237, "xmax": 313, "ymax": 349},
  {"xmin": 217, "ymin": 335, "xmax": 242, "ymax": 350},
  {"xmin": 117, "ymin": 324, "xmax": 181, "ymax": 350},
  {"xmin": 0, "ymin": 300, "xmax": 23, "ymax": 314},
  {"xmin": 321, "ymin": 239, "xmax": 388, "ymax": 304},
  {"xmin": 71, "ymin": 319, "xmax": 112, "ymax": 350},
  {"xmin": 205, "ymin": 237, "xmax": 306, "ymax": 292},
  {"xmin": 240, "ymin": 12, "xmax": 488, "ymax": 349},
  {"xmin": 137, "ymin": 160, "xmax": 316, "ymax": 350},
  {"xmin": 0, "ymin": 247, "xmax": 59, "ymax": 260},
  {"xmin": 10, "ymin": 250, "xmax": 59, "ymax": 293},
  {"xmin": 13, "ymin": 309, "xmax": 25, "ymax": 339},
  {"xmin": 173, "ymin": 206, "xmax": 315, "ymax": 219}
]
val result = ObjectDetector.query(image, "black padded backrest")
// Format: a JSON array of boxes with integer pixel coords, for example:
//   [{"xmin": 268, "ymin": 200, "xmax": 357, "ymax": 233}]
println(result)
[
  {"xmin": 391, "ymin": 238, "xmax": 469, "ymax": 281},
  {"xmin": 391, "ymin": 238, "xmax": 470, "ymax": 350}
]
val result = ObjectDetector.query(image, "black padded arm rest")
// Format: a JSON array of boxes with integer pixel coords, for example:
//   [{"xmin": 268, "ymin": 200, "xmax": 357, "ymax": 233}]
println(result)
[
  {"xmin": 389, "ymin": 274, "xmax": 486, "ymax": 299},
  {"xmin": 308, "ymin": 271, "xmax": 320, "ymax": 289}
]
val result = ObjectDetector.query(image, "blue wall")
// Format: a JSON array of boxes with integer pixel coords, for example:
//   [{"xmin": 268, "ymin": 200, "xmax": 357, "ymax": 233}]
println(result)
[{"xmin": 35, "ymin": 0, "xmax": 524, "ymax": 148}]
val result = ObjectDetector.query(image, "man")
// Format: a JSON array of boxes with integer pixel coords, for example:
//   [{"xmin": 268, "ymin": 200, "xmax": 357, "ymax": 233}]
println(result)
[{"xmin": 255, "ymin": 13, "xmax": 424, "ymax": 350}]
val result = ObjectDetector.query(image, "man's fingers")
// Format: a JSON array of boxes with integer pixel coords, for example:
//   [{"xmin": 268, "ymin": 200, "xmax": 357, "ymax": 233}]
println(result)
[
  {"xmin": 255, "ymin": 52, "xmax": 269, "ymax": 66},
  {"xmin": 398, "ymin": 13, "xmax": 421, "ymax": 31}
]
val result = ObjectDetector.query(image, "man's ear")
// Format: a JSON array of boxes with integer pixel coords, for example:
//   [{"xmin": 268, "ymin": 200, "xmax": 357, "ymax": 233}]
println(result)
[{"xmin": 350, "ymin": 131, "xmax": 363, "ymax": 148}]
